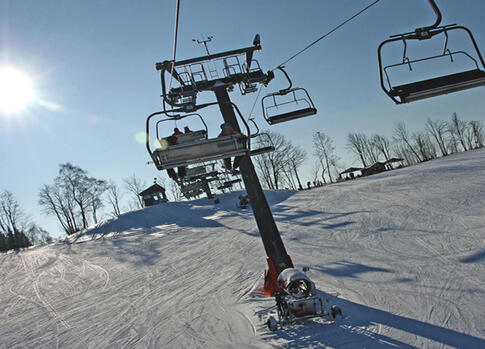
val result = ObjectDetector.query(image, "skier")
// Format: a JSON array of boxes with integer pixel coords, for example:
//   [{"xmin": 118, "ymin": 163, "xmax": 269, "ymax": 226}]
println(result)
[{"xmin": 166, "ymin": 128, "xmax": 185, "ymax": 183}]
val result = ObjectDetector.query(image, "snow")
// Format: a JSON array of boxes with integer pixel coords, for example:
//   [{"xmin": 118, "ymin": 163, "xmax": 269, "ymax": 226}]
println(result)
[{"xmin": 1, "ymin": 149, "xmax": 485, "ymax": 348}]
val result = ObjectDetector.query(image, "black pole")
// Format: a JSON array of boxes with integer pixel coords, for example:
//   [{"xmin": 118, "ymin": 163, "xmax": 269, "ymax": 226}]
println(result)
[{"xmin": 213, "ymin": 86, "xmax": 293, "ymax": 274}]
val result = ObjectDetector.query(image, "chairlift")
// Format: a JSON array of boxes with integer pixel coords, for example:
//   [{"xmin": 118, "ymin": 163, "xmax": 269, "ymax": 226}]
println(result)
[
  {"xmin": 247, "ymin": 118, "xmax": 275, "ymax": 156},
  {"xmin": 261, "ymin": 67, "xmax": 317, "ymax": 125},
  {"xmin": 378, "ymin": 0, "xmax": 485, "ymax": 104},
  {"xmin": 146, "ymin": 103, "xmax": 251, "ymax": 171}
]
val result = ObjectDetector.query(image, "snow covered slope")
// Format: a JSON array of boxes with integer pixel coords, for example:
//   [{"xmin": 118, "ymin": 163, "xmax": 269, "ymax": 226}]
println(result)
[{"xmin": 1, "ymin": 149, "xmax": 484, "ymax": 348}]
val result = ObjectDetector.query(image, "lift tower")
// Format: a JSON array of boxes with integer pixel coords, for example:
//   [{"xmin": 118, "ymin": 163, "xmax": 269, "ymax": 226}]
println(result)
[
  {"xmin": 147, "ymin": 35, "xmax": 341, "ymax": 329},
  {"xmin": 153, "ymin": 35, "xmax": 292, "ymax": 293}
]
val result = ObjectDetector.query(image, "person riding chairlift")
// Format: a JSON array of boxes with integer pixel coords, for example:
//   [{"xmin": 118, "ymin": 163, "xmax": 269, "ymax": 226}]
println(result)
[
  {"xmin": 167, "ymin": 127, "xmax": 186, "ymax": 183},
  {"xmin": 218, "ymin": 122, "xmax": 242, "ymax": 171}
]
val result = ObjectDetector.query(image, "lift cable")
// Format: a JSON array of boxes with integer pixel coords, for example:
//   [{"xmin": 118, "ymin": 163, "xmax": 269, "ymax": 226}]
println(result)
[
  {"xmin": 247, "ymin": 85, "xmax": 263, "ymax": 120},
  {"xmin": 168, "ymin": 0, "xmax": 182, "ymax": 91},
  {"xmin": 274, "ymin": 0, "xmax": 381, "ymax": 70}
]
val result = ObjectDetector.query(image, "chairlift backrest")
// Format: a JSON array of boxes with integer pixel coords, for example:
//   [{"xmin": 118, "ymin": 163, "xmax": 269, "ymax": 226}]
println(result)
[{"xmin": 173, "ymin": 130, "xmax": 207, "ymax": 144}]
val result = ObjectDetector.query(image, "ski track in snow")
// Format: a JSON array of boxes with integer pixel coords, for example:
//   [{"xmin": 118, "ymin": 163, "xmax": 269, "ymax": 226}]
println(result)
[{"xmin": 1, "ymin": 149, "xmax": 485, "ymax": 348}]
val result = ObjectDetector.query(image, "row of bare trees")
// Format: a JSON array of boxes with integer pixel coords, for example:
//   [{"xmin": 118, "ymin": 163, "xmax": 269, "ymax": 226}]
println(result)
[
  {"xmin": 253, "ymin": 131, "xmax": 307, "ymax": 190},
  {"xmin": 36, "ymin": 163, "xmax": 185, "ymax": 236},
  {"xmin": 347, "ymin": 113, "xmax": 484, "ymax": 168}
]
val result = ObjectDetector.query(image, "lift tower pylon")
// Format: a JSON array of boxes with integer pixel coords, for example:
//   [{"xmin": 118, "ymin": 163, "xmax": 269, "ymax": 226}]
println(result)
[{"xmin": 213, "ymin": 86, "xmax": 293, "ymax": 289}]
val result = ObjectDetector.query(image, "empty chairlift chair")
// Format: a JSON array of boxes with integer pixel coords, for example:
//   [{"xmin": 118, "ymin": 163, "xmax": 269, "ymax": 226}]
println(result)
[
  {"xmin": 261, "ymin": 67, "xmax": 317, "ymax": 125},
  {"xmin": 378, "ymin": 0, "xmax": 485, "ymax": 104}
]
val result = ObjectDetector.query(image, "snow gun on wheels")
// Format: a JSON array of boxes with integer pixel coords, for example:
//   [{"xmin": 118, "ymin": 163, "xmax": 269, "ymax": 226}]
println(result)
[
  {"xmin": 267, "ymin": 269, "xmax": 342, "ymax": 331},
  {"xmin": 149, "ymin": 34, "xmax": 340, "ymax": 330}
]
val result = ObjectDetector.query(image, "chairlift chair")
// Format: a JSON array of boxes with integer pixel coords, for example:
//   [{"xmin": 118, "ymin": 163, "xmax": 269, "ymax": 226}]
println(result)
[
  {"xmin": 378, "ymin": 0, "xmax": 485, "ymax": 104},
  {"xmin": 146, "ymin": 103, "xmax": 251, "ymax": 171},
  {"xmin": 261, "ymin": 67, "xmax": 317, "ymax": 125},
  {"xmin": 247, "ymin": 118, "xmax": 276, "ymax": 156}
]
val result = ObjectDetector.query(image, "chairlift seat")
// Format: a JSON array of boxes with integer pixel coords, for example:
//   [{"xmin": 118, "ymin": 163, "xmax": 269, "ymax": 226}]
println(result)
[
  {"xmin": 250, "ymin": 146, "xmax": 275, "ymax": 156},
  {"xmin": 153, "ymin": 134, "xmax": 248, "ymax": 170},
  {"xmin": 390, "ymin": 69, "xmax": 485, "ymax": 103},
  {"xmin": 267, "ymin": 107, "xmax": 317, "ymax": 125}
]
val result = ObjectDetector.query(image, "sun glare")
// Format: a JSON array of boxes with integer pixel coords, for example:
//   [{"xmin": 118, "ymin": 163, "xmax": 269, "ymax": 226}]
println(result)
[{"xmin": 0, "ymin": 66, "xmax": 35, "ymax": 114}]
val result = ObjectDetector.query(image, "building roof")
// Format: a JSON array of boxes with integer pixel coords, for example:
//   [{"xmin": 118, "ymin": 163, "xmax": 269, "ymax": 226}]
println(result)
[
  {"xmin": 340, "ymin": 167, "xmax": 363, "ymax": 175},
  {"xmin": 138, "ymin": 184, "xmax": 166, "ymax": 196}
]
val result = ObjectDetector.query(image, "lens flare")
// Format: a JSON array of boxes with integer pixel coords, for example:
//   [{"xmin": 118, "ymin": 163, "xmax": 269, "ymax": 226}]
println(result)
[{"xmin": 134, "ymin": 131, "xmax": 147, "ymax": 144}]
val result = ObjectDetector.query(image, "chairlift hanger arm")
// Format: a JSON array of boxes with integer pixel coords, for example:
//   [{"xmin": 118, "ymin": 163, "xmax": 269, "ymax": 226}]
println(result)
[
  {"xmin": 421, "ymin": 0, "xmax": 442, "ymax": 32},
  {"xmin": 276, "ymin": 66, "xmax": 293, "ymax": 94}
]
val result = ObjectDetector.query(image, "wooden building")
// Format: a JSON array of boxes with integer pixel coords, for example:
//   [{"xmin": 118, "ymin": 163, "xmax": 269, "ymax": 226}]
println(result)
[{"xmin": 138, "ymin": 184, "xmax": 168, "ymax": 207}]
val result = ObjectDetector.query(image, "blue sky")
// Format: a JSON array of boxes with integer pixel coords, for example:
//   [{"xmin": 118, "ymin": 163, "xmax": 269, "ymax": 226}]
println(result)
[{"xmin": 1, "ymin": 0, "xmax": 485, "ymax": 237}]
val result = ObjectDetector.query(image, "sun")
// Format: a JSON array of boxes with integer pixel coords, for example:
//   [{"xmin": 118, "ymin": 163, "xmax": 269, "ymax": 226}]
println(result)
[{"xmin": 0, "ymin": 66, "xmax": 35, "ymax": 114}]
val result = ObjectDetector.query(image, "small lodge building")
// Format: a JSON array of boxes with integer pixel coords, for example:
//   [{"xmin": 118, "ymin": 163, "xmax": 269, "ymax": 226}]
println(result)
[
  {"xmin": 340, "ymin": 158, "xmax": 404, "ymax": 180},
  {"xmin": 138, "ymin": 183, "xmax": 168, "ymax": 207}
]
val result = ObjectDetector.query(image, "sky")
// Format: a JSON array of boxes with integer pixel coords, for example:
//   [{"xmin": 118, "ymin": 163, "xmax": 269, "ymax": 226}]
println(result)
[{"xmin": 1, "ymin": 0, "xmax": 485, "ymax": 238}]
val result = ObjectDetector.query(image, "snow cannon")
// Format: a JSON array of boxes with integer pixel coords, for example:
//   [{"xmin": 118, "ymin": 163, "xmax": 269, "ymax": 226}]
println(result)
[
  {"xmin": 277, "ymin": 268, "xmax": 315, "ymax": 298},
  {"xmin": 267, "ymin": 268, "xmax": 342, "ymax": 331}
]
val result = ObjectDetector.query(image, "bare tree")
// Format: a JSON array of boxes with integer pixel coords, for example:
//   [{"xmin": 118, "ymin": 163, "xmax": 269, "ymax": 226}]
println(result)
[
  {"xmin": 107, "ymin": 180, "xmax": 124, "ymax": 217},
  {"xmin": 0, "ymin": 191, "xmax": 23, "ymax": 237},
  {"xmin": 371, "ymin": 134, "xmax": 393, "ymax": 163},
  {"xmin": 449, "ymin": 112, "xmax": 468, "ymax": 151},
  {"xmin": 123, "ymin": 174, "xmax": 146, "ymax": 209},
  {"xmin": 425, "ymin": 119, "xmax": 449, "ymax": 156},
  {"xmin": 253, "ymin": 131, "xmax": 292, "ymax": 189},
  {"xmin": 284, "ymin": 145, "xmax": 307, "ymax": 190},
  {"xmin": 393, "ymin": 121, "xmax": 422, "ymax": 162},
  {"xmin": 90, "ymin": 179, "xmax": 108, "ymax": 224},
  {"xmin": 314, "ymin": 132, "xmax": 339, "ymax": 183},
  {"xmin": 469, "ymin": 120, "xmax": 484, "ymax": 148},
  {"xmin": 392, "ymin": 143, "xmax": 417, "ymax": 166},
  {"xmin": 0, "ymin": 191, "xmax": 37, "ymax": 250},
  {"xmin": 347, "ymin": 133, "xmax": 369, "ymax": 168},
  {"xmin": 412, "ymin": 132, "xmax": 437, "ymax": 162},
  {"xmin": 167, "ymin": 180, "xmax": 183, "ymax": 201},
  {"xmin": 39, "ymin": 183, "xmax": 78, "ymax": 235},
  {"xmin": 365, "ymin": 136, "xmax": 380, "ymax": 164},
  {"xmin": 55, "ymin": 163, "xmax": 106, "ymax": 229},
  {"xmin": 39, "ymin": 163, "xmax": 107, "ymax": 234},
  {"xmin": 464, "ymin": 123, "xmax": 475, "ymax": 151},
  {"xmin": 310, "ymin": 162, "xmax": 322, "ymax": 185}
]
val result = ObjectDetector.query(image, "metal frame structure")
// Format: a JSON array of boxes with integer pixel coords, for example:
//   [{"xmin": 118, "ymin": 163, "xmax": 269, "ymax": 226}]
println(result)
[
  {"xmin": 262, "ymin": 67, "xmax": 317, "ymax": 125},
  {"xmin": 378, "ymin": 0, "xmax": 485, "ymax": 104},
  {"xmin": 156, "ymin": 35, "xmax": 271, "ymax": 112}
]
